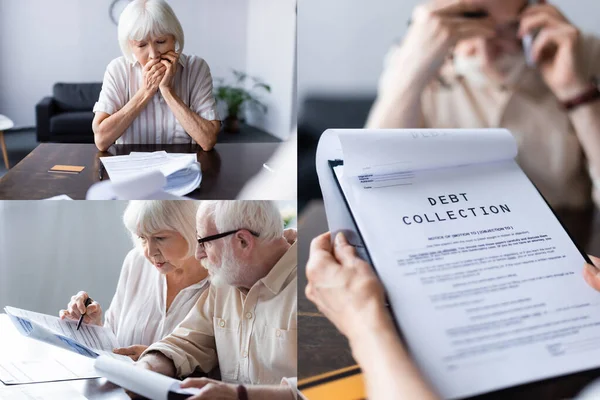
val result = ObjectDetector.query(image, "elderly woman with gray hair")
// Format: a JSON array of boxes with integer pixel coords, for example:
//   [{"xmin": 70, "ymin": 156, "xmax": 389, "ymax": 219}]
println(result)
[
  {"xmin": 92, "ymin": 0, "xmax": 221, "ymax": 152},
  {"xmin": 59, "ymin": 200, "xmax": 209, "ymax": 361},
  {"xmin": 59, "ymin": 201, "xmax": 296, "ymax": 361}
]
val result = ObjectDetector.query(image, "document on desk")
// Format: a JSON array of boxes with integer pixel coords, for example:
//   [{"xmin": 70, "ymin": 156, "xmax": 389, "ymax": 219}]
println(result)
[
  {"xmin": 328, "ymin": 129, "xmax": 600, "ymax": 399},
  {"xmin": 86, "ymin": 171, "xmax": 186, "ymax": 200},
  {"xmin": 0, "ymin": 358, "xmax": 98, "ymax": 385},
  {"xmin": 0, "ymin": 383, "xmax": 88, "ymax": 400},
  {"xmin": 4, "ymin": 307, "xmax": 131, "ymax": 363},
  {"xmin": 100, "ymin": 151, "xmax": 201, "ymax": 196}
]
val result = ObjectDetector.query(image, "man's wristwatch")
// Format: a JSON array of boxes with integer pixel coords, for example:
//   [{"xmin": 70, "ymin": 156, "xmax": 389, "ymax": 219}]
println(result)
[
  {"xmin": 561, "ymin": 77, "xmax": 600, "ymax": 111},
  {"xmin": 237, "ymin": 384, "xmax": 249, "ymax": 400}
]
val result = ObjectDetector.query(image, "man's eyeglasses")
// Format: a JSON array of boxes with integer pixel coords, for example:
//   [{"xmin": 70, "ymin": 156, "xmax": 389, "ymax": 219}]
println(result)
[{"xmin": 197, "ymin": 229, "xmax": 260, "ymax": 250}]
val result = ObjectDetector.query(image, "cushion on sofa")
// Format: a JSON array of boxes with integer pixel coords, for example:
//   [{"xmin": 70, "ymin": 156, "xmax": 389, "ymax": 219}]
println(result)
[
  {"xmin": 299, "ymin": 96, "xmax": 376, "ymax": 139},
  {"xmin": 49, "ymin": 111, "xmax": 94, "ymax": 136},
  {"xmin": 297, "ymin": 95, "xmax": 376, "ymax": 205},
  {"xmin": 53, "ymin": 83, "xmax": 102, "ymax": 112}
]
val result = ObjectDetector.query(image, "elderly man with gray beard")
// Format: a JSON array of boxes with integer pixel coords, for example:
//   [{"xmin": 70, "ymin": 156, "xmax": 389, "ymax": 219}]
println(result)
[{"xmin": 135, "ymin": 201, "xmax": 297, "ymax": 400}]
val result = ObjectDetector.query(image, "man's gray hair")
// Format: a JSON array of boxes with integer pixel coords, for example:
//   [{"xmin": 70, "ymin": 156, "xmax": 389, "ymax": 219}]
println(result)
[{"xmin": 198, "ymin": 201, "xmax": 284, "ymax": 242}]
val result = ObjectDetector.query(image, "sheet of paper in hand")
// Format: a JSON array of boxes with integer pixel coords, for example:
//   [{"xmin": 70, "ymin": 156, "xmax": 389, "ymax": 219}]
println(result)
[{"xmin": 316, "ymin": 129, "xmax": 598, "ymax": 399}]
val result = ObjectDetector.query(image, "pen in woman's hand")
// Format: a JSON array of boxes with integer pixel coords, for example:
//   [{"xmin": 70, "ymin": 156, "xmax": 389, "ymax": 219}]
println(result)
[
  {"xmin": 99, "ymin": 163, "xmax": 104, "ymax": 181},
  {"xmin": 76, "ymin": 297, "xmax": 93, "ymax": 331}
]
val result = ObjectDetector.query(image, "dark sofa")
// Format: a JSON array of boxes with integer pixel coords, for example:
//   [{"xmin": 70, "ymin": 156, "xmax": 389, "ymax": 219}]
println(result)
[
  {"xmin": 36, "ymin": 83, "xmax": 102, "ymax": 143},
  {"xmin": 298, "ymin": 95, "xmax": 376, "ymax": 209}
]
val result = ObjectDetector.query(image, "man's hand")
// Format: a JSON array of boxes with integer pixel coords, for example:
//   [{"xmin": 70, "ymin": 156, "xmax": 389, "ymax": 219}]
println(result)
[
  {"xmin": 113, "ymin": 345, "xmax": 149, "ymax": 361},
  {"xmin": 519, "ymin": 3, "xmax": 588, "ymax": 101},
  {"xmin": 306, "ymin": 232, "xmax": 394, "ymax": 343},
  {"xmin": 159, "ymin": 51, "xmax": 180, "ymax": 94},
  {"xmin": 180, "ymin": 378, "xmax": 238, "ymax": 400},
  {"xmin": 582, "ymin": 256, "xmax": 600, "ymax": 291}
]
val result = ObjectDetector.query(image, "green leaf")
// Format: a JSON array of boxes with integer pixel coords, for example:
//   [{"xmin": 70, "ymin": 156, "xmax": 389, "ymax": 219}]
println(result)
[
  {"xmin": 213, "ymin": 70, "xmax": 271, "ymax": 117},
  {"xmin": 252, "ymin": 82, "xmax": 271, "ymax": 92}
]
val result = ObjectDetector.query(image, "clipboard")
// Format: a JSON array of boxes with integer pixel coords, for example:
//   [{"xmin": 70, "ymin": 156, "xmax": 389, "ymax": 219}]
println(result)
[{"xmin": 314, "ymin": 129, "xmax": 600, "ymax": 400}]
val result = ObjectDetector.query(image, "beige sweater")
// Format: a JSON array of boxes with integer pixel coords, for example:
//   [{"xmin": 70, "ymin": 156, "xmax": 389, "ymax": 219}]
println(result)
[{"xmin": 367, "ymin": 35, "xmax": 600, "ymax": 210}]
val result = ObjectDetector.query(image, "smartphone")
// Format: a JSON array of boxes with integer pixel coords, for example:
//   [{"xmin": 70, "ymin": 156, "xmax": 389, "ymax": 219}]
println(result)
[
  {"xmin": 462, "ymin": 10, "xmax": 489, "ymax": 19},
  {"xmin": 523, "ymin": 0, "xmax": 541, "ymax": 67}
]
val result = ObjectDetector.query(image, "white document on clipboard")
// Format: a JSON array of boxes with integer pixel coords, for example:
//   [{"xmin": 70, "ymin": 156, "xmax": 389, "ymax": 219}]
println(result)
[{"xmin": 316, "ymin": 129, "xmax": 600, "ymax": 399}]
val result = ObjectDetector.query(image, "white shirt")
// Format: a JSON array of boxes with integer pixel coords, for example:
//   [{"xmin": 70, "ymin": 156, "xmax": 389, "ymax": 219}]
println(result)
[
  {"xmin": 93, "ymin": 53, "xmax": 220, "ymax": 145},
  {"xmin": 104, "ymin": 248, "xmax": 210, "ymax": 347},
  {"xmin": 142, "ymin": 242, "xmax": 297, "ymax": 386}
]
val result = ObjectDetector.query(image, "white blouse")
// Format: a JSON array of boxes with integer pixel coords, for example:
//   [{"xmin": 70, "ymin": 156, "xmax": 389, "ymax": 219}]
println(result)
[
  {"xmin": 103, "ymin": 248, "xmax": 210, "ymax": 347},
  {"xmin": 93, "ymin": 53, "xmax": 220, "ymax": 145}
]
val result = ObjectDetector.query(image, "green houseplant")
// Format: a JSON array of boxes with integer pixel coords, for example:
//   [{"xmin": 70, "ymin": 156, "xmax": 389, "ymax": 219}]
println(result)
[{"xmin": 214, "ymin": 70, "xmax": 271, "ymax": 133}]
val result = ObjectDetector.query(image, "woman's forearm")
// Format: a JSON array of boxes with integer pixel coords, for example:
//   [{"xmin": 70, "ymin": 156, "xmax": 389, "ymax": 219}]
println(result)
[
  {"xmin": 93, "ymin": 89, "xmax": 154, "ymax": 151},
  {"xmin": 349, "ymin": 311, "xmax": 439, "ymax": 400},
  {"xmin": 365, "ymin": 48, "xmax": 429, "ymax": 129},
  {"xmin": 162, "ymin": 88, "xmax": 220, "ymax": 151}
]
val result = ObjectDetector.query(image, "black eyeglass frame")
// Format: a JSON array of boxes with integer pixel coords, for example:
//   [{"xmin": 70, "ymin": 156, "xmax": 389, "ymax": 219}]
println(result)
[{"xmin": 197, "ymin": 229, "xmax": 260, "ymax": 248}]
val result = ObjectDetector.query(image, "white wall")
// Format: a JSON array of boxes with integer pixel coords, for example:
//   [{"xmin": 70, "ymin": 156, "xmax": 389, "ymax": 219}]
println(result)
[
  {"xmin": 0, "ymin": 0, "xmax": 248, "ymax": 128},
  {"xmin": 0, "ymin": 200, "xmax": 296, "ymax": 316},
  {"xmin": 298, "ymin": 0, "xmax": 600, "ymax": 102},
  {"xmin": 0, "ymin": 201, "xmax": 131, "ymax": 316},
  {"xmin": 245, "ymin": 0, "xmax": 297, "ymax": 139}
]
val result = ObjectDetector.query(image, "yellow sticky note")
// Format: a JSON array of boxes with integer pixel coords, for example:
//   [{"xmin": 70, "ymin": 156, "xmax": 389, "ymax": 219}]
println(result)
[
  {"xmin": 299, "ymin": 366, "xmax": 365, "ymax": 400},
  {"xmin": 49, "ymin": 165, "xmax": 85, "ymax": 173}
]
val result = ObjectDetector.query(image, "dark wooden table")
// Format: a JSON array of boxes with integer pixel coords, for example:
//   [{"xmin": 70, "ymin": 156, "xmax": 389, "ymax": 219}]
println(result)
[
  {"xmin": 298, "ymin": 200, "xmax": 600, "ymax": 399},
  {"xmin": 0, "ymin": 142, "xmax": 278, "ymax": 200}
]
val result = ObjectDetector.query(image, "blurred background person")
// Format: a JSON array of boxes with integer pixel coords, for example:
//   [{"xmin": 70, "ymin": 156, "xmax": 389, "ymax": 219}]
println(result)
[
  {"xmin": 297, "ymin": 0, "xmax": 600, "ymax": 212},
  {"xmin": 366, "ymin": 0, "xmax": 600, "ymax": 210}
]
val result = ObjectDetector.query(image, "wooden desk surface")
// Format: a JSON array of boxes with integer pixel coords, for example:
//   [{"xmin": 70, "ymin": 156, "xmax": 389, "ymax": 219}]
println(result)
[
  {"xmin": 0, "ymin": 142, "xmax": 279, "ymax": 200},
  {"xmin": 298, "ymin": 200, "xmax": 600, "ymax": 399},
  {"xmin": 0, "ymin": 314, "xmax": 127, "ymax": 399}
]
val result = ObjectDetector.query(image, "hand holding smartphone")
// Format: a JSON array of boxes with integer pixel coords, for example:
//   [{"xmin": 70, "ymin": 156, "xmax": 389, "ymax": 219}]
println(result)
[{"xmin": 523, "ymin": 0, "xmax": 541, "ymax": 67}]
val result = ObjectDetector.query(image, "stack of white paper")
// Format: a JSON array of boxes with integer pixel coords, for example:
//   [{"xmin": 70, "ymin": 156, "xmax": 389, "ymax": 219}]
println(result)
[
  {"xmin": 43, "ymin": 195, "xmax": 74, "ymax": 200},
  {"xmin": 99, "ymin": 151, "xmax": 201, "ymax": 197},
  {"xmin": 86, "ymin": 171, "xmax": 186, "ymax": 200}
]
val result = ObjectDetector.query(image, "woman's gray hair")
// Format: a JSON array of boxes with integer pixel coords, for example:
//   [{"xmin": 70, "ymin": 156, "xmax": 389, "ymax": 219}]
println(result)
[
  {"xmin": 123, "ymin": 200, "xmax": 199, "ymax": 258},
  {"xmin": 118, "ymin": 0, "xmax": 185, "ymax": 63},
  {"xmin": 198, "ymin": 201, "xmax": 284, "ymax": 242}
]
